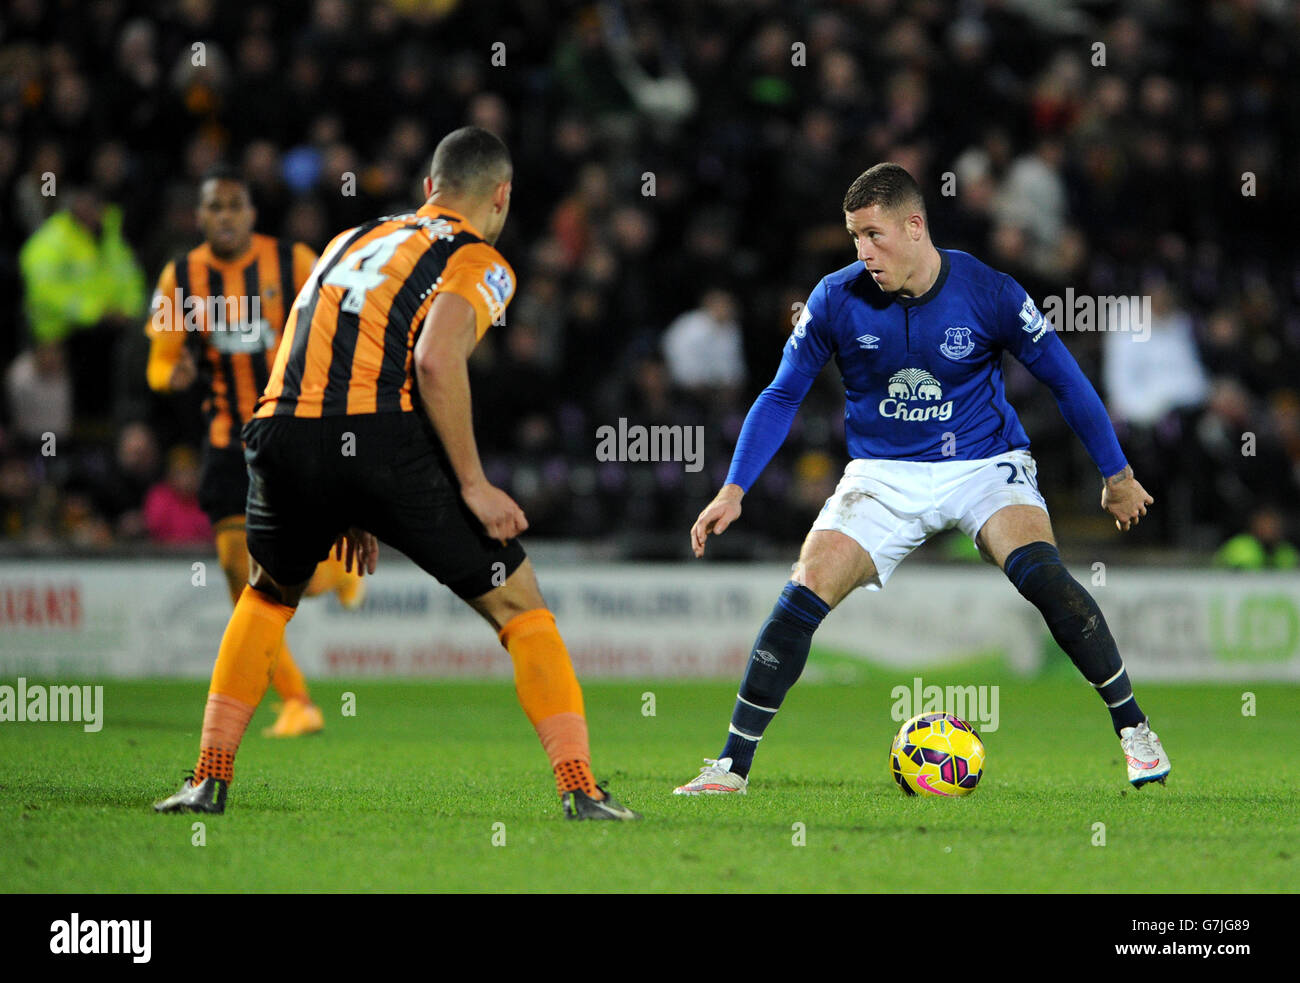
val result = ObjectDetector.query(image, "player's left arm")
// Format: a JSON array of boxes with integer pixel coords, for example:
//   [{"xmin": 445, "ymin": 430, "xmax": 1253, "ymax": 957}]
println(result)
[{"xmin": 1001, "ymin": 284, "xmax": 1153, "ymax": 532}]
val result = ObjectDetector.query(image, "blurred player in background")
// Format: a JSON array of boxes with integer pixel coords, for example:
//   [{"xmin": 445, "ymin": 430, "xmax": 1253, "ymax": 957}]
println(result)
[
  {"xmin": 155, "ymin": 127, "xmax": 638, "ymax": 820},
  {"xmin": 146, "ymin": 166, "xmax": 363, "ymax": 738},
  {"xmin": 679, "ymin": 163, "xmax": 1171, "ymax": 795}
]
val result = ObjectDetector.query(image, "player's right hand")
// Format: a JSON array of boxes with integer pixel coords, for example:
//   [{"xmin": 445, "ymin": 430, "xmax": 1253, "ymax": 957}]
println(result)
[
  {"xmin": 1101, "ymin": 467, "xmax": 1154, "ymax": 532},
  {"xmin": 168, "ymin": 349, "xmax": 197, "ymax": 391},
  {"xmin": 463, "ymin": 481, "xmax": 528, "ymax": 544},
  {"xmin": 691, "ymin": 486, "xmax": 743, "ymax": 558}
]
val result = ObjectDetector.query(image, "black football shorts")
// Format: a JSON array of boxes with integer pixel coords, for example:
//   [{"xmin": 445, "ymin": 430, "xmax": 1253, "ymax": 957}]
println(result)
[
  {"xmin": 198, "ymin": 442, "xmax": 251, "ymax": 525},
  {"xmin": 242, "ymin": 412, "xmax": 526, "ymax": 598}
]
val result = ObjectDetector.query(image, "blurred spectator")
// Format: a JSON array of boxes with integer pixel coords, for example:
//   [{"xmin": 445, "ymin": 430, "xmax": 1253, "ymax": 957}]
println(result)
[
  {"xmin": 1214, "ymin": 506, "xmax": 1298, "ymax": 571},
  {"xmin": 12, "ymin": 141, "xmax": 65, "ymax": 237},
  {"xmin": 92, "ymin": 421, "xmax": 161, "ymax": 540},
  {"xmin": 1198, "ymin": 308, "xmax": 1276, "ymax": 397},
  {"xmin": 766, "ymin": 449, "xmax": 840, "ymax": 543},
  {"xmin": 550, "ymin": 162, "xmax": 610, "ymax": 266},
  {"xmin": 1103, "ymin": 281, "xmax": 1210, "ymax": 540},
  {"xmin": 1102, "ymin": 281, "xmax": 1209, "ymax": 428},
  {"xmin": 1265, "ymin": 390, "xmax": 1300, "ymax": 494},
  {"xmin": 477, "ymin": 320, "xmax": 559, "ymax": 456},
  {"xmin": 142, "ymin": 445, "xmax": 209, "ymax": 546},
  {"xmin": 662, "ymin": 289, "xmax": 745, "ymax": 399},
  {"xmin": 941, "ymin": 148, "xmax": 996, "ymax": 253},
  {"xmin": 552, "ymin": 9, "xmax": 635, "ymax": 121},
  {"xmin": 60, "ymin": 481, "xmax": 113, "ymax": 550},
  {"xmin": 0, "ymin": 456, "xmax": 40, "ymax": 540},
  {"xmin": 4, "ymin": 342, "xmax": 71, "ymax": 445},
  {"xmin": 993, "ymin": 138, "xmax": 1068, "ymax": 267},
  {"xmin": 17, "ymin": 184, "xmax": 146, "ymax": 422},
  {"xmin": 1189, "ymin": 379, "xmax": 1292, "ymax": 532}
]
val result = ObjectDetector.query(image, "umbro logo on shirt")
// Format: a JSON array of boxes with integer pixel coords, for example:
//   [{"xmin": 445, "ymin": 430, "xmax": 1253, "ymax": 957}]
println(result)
[{"xmin": 856, "ymin": 334, "xmax": 880, "ymax": 350}]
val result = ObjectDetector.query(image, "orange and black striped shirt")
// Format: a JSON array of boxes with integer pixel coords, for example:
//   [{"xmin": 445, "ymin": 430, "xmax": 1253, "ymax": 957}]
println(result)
[
  {"xmin": 254, "ymin": 204, "xmax": 515, "ymax": 419},
  {"xmin": 146, "ymin": 234, "xmax": 317, "ymax": 448}
]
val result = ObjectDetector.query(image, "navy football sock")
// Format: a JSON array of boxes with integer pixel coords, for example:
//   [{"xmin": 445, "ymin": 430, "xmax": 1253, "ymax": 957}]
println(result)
[
  {"xmin": 720, "ymin": 582, "xmax": 830, "ymax": 777},
  {"xmin": 1004, "ymin": 541, "xmax": 1145, "ymax": 735}
]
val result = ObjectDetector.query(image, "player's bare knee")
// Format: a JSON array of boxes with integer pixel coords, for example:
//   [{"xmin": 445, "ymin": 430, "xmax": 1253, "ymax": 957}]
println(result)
[
  {"xmin": 469, "ymin": 591, "xmax": 543, "ymax": 632},
  {"xmin": 790, "ymin": 561, "xmax": 845, "ymax": 609},
  {"xmin": 467, "ymin": 561, "xmax": 545, "ymax": 631},
  {"xmin": 980, "ymin": 506, "xmax": 1055, "ymax": 569},
  {"xmin": 793, "ymin": 533, "xmax": 875, "ymax": 606}
]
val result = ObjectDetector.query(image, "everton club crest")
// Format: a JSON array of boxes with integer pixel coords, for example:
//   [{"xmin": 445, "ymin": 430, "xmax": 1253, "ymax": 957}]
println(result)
[{"xmin": 939, "ymin": 325, "xmax": 975, "ymax": 360}]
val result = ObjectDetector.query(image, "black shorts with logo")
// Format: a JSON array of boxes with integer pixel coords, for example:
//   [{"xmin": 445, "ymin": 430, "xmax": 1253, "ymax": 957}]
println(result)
[
  {"xmin": 242, "ymin": 412, "xmax": 526, "ymax": 598},
  {"xmin": 198, "ymin": 442, "xmax": 251, "ymax": 525}
]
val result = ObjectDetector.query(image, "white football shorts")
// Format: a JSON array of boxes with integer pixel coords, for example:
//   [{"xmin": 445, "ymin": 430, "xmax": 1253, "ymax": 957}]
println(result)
[{"xmin": 809, "ymin": 448, "xmax": 1049, "ymax": 590}]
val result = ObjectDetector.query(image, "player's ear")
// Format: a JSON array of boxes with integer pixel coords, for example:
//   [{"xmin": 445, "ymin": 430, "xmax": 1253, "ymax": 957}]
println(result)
[
  {"xmin": 494, "ymin": 180, "xmax": 511, "ymax": 212},
  {"xmin": 423, "ymin": 175, "xmax": 434, "ymax": 199}
]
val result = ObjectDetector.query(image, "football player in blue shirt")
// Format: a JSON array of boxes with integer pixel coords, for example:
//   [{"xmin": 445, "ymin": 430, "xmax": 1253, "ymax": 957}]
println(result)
[{"xmin": 675, "ymin": 163, "xmax": 1170, "ymax": 794}]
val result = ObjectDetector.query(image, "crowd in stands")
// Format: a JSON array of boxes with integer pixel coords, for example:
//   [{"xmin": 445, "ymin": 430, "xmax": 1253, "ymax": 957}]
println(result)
[{"xmin": 2, "ymin": 0, "xmax": 1298, "ymax": 560}]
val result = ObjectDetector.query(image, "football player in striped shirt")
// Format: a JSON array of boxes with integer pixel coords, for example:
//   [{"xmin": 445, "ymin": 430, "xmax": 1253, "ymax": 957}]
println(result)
[
  {"xmin": 155, "ymin": 128, "xmax": 637, "ymax": 820},
  {"xmin": 146, "ymin": 166, "xmax": 363, "ymax": 737}
]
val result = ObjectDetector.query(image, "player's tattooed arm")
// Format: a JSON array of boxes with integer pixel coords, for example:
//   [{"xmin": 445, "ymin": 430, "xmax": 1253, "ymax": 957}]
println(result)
[
  {"xmin": 690, "ymin": 483, "xmax": 744, "ymax": 558},
  {"xmin": 414, "ymin": 291, "xmax": 527, "ymax": 544},
  {"xmin": 1100, "ymin": 465, "xmax": 1154, "ymax": 533},
  {"xmin": 1105, "ymin": 464, "xmax": 1133, "ymax": 485}
]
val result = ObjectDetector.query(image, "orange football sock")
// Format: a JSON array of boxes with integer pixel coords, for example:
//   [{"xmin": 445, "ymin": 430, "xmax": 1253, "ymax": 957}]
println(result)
[
  {"xmin": 498, "ymin": 608, "xmax": 602, "ymax": 799},
  {"xmin": 216, "ymin": 524, "xmax": 310, "ymax": 704},
  {"xmin": 270, "ymin": 642, "xmax": 310, "ymax": 703},
  {"xmin": 210, "ymin": 586, "xmax": 295, "ymax": 705},
  {"xmin": 195, "ymin": 587, "xmax": 296, "ymax": 783},
  {"xmin": 553, "ymin": 757, "xmax": 600, "ymax": 799}
]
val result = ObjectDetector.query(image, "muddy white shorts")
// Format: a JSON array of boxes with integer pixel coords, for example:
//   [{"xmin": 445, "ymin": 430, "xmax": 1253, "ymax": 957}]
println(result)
[{"xmin": 810, "ymin": 448, "xmax": 1048, "ymax": 590}]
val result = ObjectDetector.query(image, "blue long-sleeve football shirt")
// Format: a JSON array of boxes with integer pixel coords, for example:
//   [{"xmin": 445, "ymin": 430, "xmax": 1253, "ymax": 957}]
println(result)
[{"xmin": 725, "ymin": 249, "xmax": 1127, "ymax": 491}]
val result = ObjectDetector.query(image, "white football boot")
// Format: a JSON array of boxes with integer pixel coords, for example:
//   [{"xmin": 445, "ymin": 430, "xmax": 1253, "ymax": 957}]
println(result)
[
  {"xmin": 1120, "ymin": 720, "xmax": 1171, "ymax": 788},
  {"xmin": 673, "ymin": 757, "xmax": 749, "ymax": 795}
]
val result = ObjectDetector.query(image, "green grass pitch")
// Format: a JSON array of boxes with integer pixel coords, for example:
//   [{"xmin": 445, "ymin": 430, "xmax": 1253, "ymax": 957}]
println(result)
[{"xmin": 3, "ymin": 669, "xmax": 1297, "ymax": 893}]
